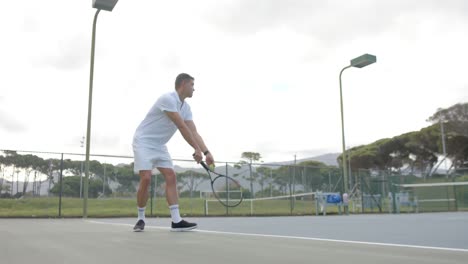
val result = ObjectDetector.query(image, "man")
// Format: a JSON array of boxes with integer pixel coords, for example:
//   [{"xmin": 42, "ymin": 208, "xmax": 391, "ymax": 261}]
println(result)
[{"xmin": 132, "ymin": 73, "xmax": 214, "ymax": 232}]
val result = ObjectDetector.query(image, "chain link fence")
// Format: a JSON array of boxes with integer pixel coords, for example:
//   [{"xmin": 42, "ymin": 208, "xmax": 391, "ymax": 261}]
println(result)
[{"xmin": 1, "ymin": 150, "xmax": 467, "ymax": 217}]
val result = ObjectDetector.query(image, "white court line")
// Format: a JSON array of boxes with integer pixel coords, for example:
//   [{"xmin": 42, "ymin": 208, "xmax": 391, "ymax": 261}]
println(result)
[
  {"xmin": 87, "ymin": 220, "xmax": 170, "ymax": 230},
  {"xmin": 87, "ymin": 220, "xmax": 468, "ymax": 253}
]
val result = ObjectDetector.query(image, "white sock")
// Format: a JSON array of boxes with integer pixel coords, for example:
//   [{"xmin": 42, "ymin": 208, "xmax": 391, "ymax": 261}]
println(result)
[
  {"xmin": 138, "ymin": 207, "xmax": 146, "ymax": 221},
  {"xmin": 169, "ymin": 204, "xmax": 182, "ymax": 223}
]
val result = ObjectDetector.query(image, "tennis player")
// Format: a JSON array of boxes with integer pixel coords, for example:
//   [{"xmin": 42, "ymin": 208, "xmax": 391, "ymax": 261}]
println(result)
[{"xmin": 132, "ymin": 73, "xmax": 214, "ymax": 232}]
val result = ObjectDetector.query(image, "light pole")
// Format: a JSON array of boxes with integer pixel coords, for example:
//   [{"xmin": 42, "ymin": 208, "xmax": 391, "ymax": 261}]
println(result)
[
  {"xmin": 347, "ymin": 146, "xmax": 352, "ymax": 189},
  {"xmin": 439, "ymin": 111, "xmax": 448, "ymax": 178},
  {"xmin": 80, "ymin": 136, "xmax": 84, "ymax": 199},
  {"xmin": 83, "ymin": 0, "xmax": 119, "ymax": 218},
  {"xmin": 339, "ymin": 54, "xmax": 376, "ymax": 195}
]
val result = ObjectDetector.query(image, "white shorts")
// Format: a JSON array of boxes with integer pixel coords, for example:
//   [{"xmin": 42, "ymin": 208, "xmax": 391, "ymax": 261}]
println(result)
[{"xmin": 132, "ymin": 144, "xmax": 173, "ymax": 174}]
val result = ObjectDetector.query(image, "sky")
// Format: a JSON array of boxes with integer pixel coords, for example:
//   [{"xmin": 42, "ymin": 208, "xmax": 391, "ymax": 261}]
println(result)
[{"xmin": 1, "ymin": 0, "xmax": 467, "ymax": 164}]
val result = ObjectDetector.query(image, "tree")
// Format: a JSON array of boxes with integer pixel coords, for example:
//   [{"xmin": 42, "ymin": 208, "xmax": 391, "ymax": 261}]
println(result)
[
  {"xmin": 20, "ymin": 154, "xmax": 44, "ymax": 194},
  {"xmin": 0, "ymin": 155, "xmax": 5, "ymax": 195},
  {"xmin": 235, "ymin": 152, "xmax": 262, "ymax": 198},
  {"xmin": 427, "ymin": 103, "xmax": 468, "ymax": 172},
  {"xmin": 2, "ymin": 151, "xmax": 18, "ymax": 195},
  {"xmin": 340, "ymin": 124, "xmax": 443, "ymax": 179},
  {"xmin": 402, "ymin": 127, "xmax": 439, "ymax": 178},
  {"xmin": 296, "ymin": 161, "xmax": 330, "ymax": 192},
  {"xmin": 0, "ymin": 184, "xmax": 11, "ymax": 198},
  {"xmin": 112, "ymin": 164, "xmax": 139, "ymax": 194},
  {"xmin": 271, "ymin": 165, "xmax": 291, "ymax": 195},
  {"xmin": 446, "ymin": 135, "xmax": 468, "ymax": 171},
  {"xmin": 50, "ymin": 176, "xmax": 111, "ymax": 198},
  {"xmin": 427, "ymin": 102, "xmax": 468, "ymax": 137},
  {"xmin": 255, "ymin": 166, "xmax": 272, "ymax": 197},
  {"xmin": 0, "ymin": 151, "xmax": 145, "ymax": 197},
  {"xmin": 177, "ymin": 170, "xmax": 206, "ymax": 198}
]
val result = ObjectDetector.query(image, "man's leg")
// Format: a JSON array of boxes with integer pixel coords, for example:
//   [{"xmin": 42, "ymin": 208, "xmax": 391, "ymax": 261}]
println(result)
[
  {"xmin": 133, "ymin": 170, "xmax": 151, "ymax": 232},
  {"xmin": 158, "ymin": 167, "xmax": 197, "ymax": 231},
  {"xmin": 158, "ymin": 167, "xmax": 181, "ymax": 223},
  {"xmin": 137, "ymin": 170, "xmax": 152, "ymax": 208}
]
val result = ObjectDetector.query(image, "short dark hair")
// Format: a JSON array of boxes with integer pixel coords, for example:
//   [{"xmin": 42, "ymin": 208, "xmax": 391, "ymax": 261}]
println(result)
[{"xmin": 175, "ymin": 73, "xmax": 194, "ymax": 89}]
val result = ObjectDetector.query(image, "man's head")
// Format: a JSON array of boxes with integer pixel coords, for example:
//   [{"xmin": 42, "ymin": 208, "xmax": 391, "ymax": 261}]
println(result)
[{"xmin": 175, "ymin": 73, "xmax": 195, "ymax": 98}]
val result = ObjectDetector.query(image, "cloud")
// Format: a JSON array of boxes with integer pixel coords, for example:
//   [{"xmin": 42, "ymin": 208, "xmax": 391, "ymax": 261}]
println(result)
[
  {"xmin": 0, "ymin": 97, "xmax": 26, "ymax": 132},
  {"xmin": 161, "ymin": 53, "xmax": 182, "ymax": 70},
  {"xmin": 22, "ymin": 15, "xmax": 40, "ymax": 33},
  {"xmin": 32, "ymin": 35, "xmax": 89, "ymax": 70},
  {"xmin": 1, "ymin": 0, "xmax": 467, "ymax": 163},
  {"xmin": 206, "ymin": 0, "xmax": 468, "ymax": 46},
  {"xmin": 0, "ymin": 110, "xmax": 26, "ymax": 133}
]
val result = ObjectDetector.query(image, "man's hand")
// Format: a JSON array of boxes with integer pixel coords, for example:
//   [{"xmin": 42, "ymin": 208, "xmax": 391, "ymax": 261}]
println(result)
[
  {"xmin": 193, "ymin": 149, "xmax": 203, "ymax": 163},
  {"xmin": 205, "ymin": 152, "xmax": 214, "ymax": 166}
]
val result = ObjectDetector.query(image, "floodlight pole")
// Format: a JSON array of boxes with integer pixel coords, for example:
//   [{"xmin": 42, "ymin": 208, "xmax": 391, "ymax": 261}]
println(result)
[
  {"xmin": 439, "ymin": 113, "xmax": 448, "ymax": 178},
  {"xmin": 83, "ymin": 9, "xmax": 101, "ymax": 218},
  {"xmin": 80, "ymin": 136, "xmax": 84, "ymax": 199},
  {"xmin": 339, "ymin": 65, "xmax": 352, "ymax": 196},
  {"xmin": 338, "ymin": 54, "xmax": 376, "ymax": 197}
]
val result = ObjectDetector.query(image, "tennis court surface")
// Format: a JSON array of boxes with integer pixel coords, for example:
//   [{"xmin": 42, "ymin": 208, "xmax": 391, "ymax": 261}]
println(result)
[{"xmin": 1, "ymin": 212, "xmax": 467, "ymax": 264}]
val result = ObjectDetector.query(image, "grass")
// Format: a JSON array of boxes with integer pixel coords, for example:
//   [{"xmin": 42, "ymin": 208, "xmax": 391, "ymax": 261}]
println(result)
[
  {"xmin": 1, "ymin": 194, "xmax": 466, "ymax": 218},
  {"xmin": 0, "ymin": 197, "xmax": 208, "ymax": 218},
  {"xmin": 0, "ymin": 196, "xmax": 342, "ymax": 218}
]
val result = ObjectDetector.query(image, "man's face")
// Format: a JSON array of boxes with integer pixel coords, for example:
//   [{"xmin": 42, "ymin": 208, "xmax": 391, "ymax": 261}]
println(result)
[{"xmin": 183, "ymin": 79, "xmax": 195, "ymax": 98}]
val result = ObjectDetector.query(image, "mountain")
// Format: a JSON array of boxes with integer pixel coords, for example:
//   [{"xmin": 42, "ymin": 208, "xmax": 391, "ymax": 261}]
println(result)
[
  {"xmin": 263, "ymin": 153, "xmax": 340, "ymax": 167},
  {"xmin": 306, "ymin": 153, "xmax": 340, "ymax": 166}
]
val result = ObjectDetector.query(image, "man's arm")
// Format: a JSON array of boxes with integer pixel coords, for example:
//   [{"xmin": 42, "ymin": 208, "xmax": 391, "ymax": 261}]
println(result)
[
  {"xmin": 165, "ymin": 111, "xmax": 202, "ymax": 162},
  {"xmin": 185, "ymin": 120, "xmax": 214, "ymax": 165}
]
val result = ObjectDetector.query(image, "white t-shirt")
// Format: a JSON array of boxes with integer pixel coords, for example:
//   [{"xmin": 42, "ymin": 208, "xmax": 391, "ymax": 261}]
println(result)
[{"xmin": 133, "ymin": 91, "xmax": 192, "ymax": 147}]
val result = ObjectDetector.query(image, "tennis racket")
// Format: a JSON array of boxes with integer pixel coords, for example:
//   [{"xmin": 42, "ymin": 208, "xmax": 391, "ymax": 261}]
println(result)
[{"xmin": 200, "ymin": 161, "xmax": 244, "ymax": 207}]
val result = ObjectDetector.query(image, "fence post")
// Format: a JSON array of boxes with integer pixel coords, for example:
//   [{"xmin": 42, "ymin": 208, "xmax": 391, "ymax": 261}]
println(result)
[
  {"xmin": 58, "ymin": 153, "xmax": 64, "ymax": 217},
  {"xmin": 150, "ymin": 174, "xmax": 155, "ymax": 217},
  {"xmin": 204, "ymin": 199, "xmax": 208, "ymax": 216},
  {"xmin": 390, "ymin": 177, "xmax": 397, "ymax": 214},
  {"xmin": 289, "ymin": 166, "xmax": 293, "ymax": 215},
  {"xmin": 360, "ymin": 171, "xmax": 364, "ymax": 213},
  {"xmin": 102, "ymin": 164, "xmax": 106, "ymax": 196},
  {"xmin": 453, "ymin": 176, "xmax": 459, "ymax": 211},
  {"xmin": 226, "ymin": 162, "xmax": 229, "ymax": 216}
]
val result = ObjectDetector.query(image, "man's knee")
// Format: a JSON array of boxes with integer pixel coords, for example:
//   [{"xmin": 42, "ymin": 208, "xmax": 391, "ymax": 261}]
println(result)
[
  {"xmin": 139, "ymin": 171, "xmax": 152, "ymax": 188},
  {"xmin": 159, "ymin": 168, "xmax": 177, "ymax": 186},
  {"xmin": 165, "ymin": 175, "xmax": 177, "ymax": 186}
]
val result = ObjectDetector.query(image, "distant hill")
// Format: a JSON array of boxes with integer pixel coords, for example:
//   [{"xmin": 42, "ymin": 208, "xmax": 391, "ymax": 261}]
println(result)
[
  {"xmin": 264, "ymin": 153, "xmax": 340, "ymax": 167},
  {"xmin": 307, "ymin": 153, "xmax": 340, "ymax": 166}
]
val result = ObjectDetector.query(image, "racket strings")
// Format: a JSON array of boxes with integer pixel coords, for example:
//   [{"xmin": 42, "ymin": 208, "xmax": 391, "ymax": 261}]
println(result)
[{"xmin": 212, "ymin": 176, "xmax": 243, "ymax": 207}]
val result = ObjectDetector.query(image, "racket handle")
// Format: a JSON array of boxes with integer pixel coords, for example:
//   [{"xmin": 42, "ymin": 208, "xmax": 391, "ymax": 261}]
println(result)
[{"xmin": 200, "ymin": 161, "xmax": 210, "ymax": 171}]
